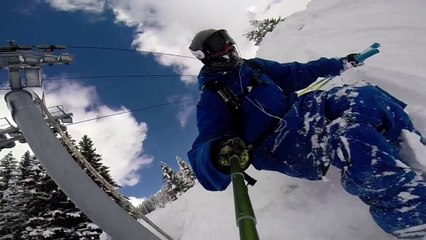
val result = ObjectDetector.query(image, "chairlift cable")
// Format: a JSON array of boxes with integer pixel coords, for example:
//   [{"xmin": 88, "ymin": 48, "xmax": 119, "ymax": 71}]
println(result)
[
  {"xmin": 45, "ymin": 73, "xmax": 197, "ymax": 81},
  {"xmin": 67, "ymin": 98, "xmax": 197, "ymax": 126},
  {"xmin": 66, "ymin": 45, "xmax": 196, "ymax": 59}
]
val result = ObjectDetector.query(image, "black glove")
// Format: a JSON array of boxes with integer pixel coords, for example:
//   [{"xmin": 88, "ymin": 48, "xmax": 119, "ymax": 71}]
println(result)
[
  {"xmin": 343, "ymin": 53, "xmax": 363, "ymax": 68},
  {"xmin": 213, "ymin": 137, "xmax": 251, "ymax": 174}
]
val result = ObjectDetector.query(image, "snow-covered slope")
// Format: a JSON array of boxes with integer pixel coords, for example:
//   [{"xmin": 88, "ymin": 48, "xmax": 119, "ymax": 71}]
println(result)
[
  {"xmin": 144, "ymin": 0, "xmax": 426, "ymax": 239},
  {"xmin": 146, "ymin": 168, "xmax": 390, "ymax": 240}
]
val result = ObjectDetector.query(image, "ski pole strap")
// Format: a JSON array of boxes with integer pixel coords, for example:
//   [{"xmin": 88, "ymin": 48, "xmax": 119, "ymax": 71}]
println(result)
[{"xmin": 243, "ymin": 172, "xmax": 257, "ymax": 186}]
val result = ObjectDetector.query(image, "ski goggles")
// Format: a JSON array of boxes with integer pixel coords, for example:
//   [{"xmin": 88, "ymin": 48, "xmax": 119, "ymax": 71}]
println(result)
[
  {"xmin": 203, "ymin": 29, "xmax": 236, "ymax": 54},
  {"xmin": 190, "ymin": 29, "xmax": 236, "ymax": 60}
]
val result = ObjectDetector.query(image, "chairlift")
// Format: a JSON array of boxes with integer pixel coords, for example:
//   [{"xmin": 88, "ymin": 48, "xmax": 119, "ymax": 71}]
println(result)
[
  {"xmin": 42, "ymin": 54, "xmax": 59, "ymax": 65},
  {"xmin": 0, "ymin": 134, "xmax": 16, "ymax": 149},
  {"xmin": 59, "ymin": 53, "xmax": 73, "ymax": 64},
  {"xmin": 0, "ymin": 42, "xmax": 32, "ymax": 52}
]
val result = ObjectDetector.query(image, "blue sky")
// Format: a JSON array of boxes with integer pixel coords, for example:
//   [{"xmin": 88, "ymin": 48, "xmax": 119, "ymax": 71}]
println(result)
[
  {"xmin": 0, "ymin": 0, "xmax": 199, "ymax": 198},
  {"xmin": 0, "ymin": 0, "xmax": 310, "ymax": 201}
]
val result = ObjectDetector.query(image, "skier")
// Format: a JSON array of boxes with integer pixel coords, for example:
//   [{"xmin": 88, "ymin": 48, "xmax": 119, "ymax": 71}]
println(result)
[{"xmin": 187, "ymin": 29, "xmax": 426, "ymax": 239}]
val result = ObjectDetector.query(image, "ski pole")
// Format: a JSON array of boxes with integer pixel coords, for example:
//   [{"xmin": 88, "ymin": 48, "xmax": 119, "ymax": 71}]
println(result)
[
  {"xmin": 296, "ymin": 42, "xmax": 381, "ymax": 96},
  {"xmin": 296, "ymin": 76, "xmax": 334, "ymax": 96},
  {"xmin": 229, "ymin": 154, "xmax": 260, "ymax": 240}
]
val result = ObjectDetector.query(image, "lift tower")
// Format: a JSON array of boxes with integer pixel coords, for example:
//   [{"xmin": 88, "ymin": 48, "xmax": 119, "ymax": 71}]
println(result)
[{"xmin": 0, "ymin": 41, "xmax": 164, "ymax": 240}]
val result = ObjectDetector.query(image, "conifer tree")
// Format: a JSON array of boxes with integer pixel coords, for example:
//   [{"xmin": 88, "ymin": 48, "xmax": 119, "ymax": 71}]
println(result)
[
  {"xmin": 0, "ymin": 152, "xmax": 25, "ymax": 239},
  {"xmin": 20, "ymin": 152, "xmax": 102, "ymax": 239},
  {"xmin": 137, "ymin": 185, "xmax": 172, "ymax": 215},
  {"xmin": 176, "ymin": 157, "xmax": 195, "ymax": 192},
  {"xmin": 19, "ymin": 151, "xmax": 39, "ymax": 184},
  {"xmin": 138, "ymin": 159, "xmax": 195, "ymax": 214},
  {"xmin": 78, "ymin": 135, "xmax": 119, "ymax": 188},
  {"xmin": 12, "ymin": 151, "xmax": 41, "ymax": 239},
  {"xmin": 160, "ymin": 161, "xmax": 183, "ymax": 201},
  {"xmin": 0, "ymin": 152, "xmax": 17, "ymax": 199},
  {"xmin": 59, "ymin": 131, "xmax": 135, "ymax": 217},
  {"xmin": 77, "ymin": 135, "xmax": 135, "ymax": 216},
  {"xmin": 244, "ymin": 17, "xmax": 285, "ymax": 45}
]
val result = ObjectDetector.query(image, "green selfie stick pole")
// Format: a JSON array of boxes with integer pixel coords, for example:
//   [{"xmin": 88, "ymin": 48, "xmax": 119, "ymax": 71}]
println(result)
[{"xmin": 230, "ymin": 154, "xmax": 260, "ymax": 240}]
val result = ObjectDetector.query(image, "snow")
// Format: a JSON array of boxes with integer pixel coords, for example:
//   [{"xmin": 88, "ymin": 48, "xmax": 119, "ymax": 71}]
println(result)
[
  {"xmin": 66, "ymin": 212, "xmax": 81, "ymax": 218},
  {"xmin": 144, "ymin": 168, "xmax": 390, "ymax": 240},
  {"xmin": 394, "ymin": 224, "xmax": 426, "ymax": 239},
  {"xmin": 113, "ymin": 0, "xmax": 426, "ymax": 239},
  {"xmin": 400, "ymin": 130, "xmax": 426, "ymax": 172}
]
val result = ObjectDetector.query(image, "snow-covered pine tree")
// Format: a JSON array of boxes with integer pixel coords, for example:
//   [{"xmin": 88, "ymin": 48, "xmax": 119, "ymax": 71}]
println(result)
[
  {"xmin": 20, "ymin": 153, "xmax": 102, "ymax": 239},
  {"xmin": 138, "ymin": 197, "xmax": 156, "ymax": 215},
  {"xmin": 13, "ymin": 151, "xmax": 41, "ymax": 239},
  {"xmin": 244, "ymin": 17, "xmax": 285, "ymax": 46},
  {"xmin": 138, "ymin": 159, "xmax": 195, "ymax": 214},
  {"xmin": 19, "ymin": 151, "xmax": 39, "ymax": 184},
  {"xmin": 160, "ymin": 161, "xmax": 183, "ymax": 201},
  {"xmin": 176, "ymin": 157, "xmax": 195, "ymax": 192},
  {"xmin": 155, "ymin": 186, "xmax": 173, "ymax": 206},
  {"xmin": 18, "ymin": 151, "xmax": 56, "ymax": 239},
  {"xmin": 0, "ymin": 152, "xmax": 17, "ymax": 199},
  {"xmin": 0, "ymin": 152, "xmax": 26, "ymax": 239},
  {"xmin": 137, "ymin": 185, "xmax": 173, "ymax": 214}
]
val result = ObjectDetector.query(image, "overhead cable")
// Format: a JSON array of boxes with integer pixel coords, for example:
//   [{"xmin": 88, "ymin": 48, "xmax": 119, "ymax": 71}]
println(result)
[
  {"xmin": 65, "ymin": 45, "xmax": 196, "ymax": 59},
  {"xmin": 67, "ymin": 98, "xmax": 196, "ymax": 126},
  {"xmin": 45, "ymin": 73, "xmax": 197, "ymax": 81}
]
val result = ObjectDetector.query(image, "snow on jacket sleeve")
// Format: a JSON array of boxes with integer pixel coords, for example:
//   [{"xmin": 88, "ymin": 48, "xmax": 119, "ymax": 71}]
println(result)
[
  {"xmin": 254, "ymin": 57, "xmax": 344, "ymax": 94},
  {"xmin": 187, "ymin": 89, "xmax": 237, "ymax": 191}
]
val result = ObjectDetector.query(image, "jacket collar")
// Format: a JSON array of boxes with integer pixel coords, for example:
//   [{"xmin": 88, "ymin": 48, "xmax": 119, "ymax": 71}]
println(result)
[{"xmin": 197, "ymin": 59, "xmax": 244, "ymax": 90}]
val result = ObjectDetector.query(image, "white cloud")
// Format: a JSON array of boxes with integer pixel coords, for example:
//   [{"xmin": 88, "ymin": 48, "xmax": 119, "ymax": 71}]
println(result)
[
  {"xmin": 44, "ymin": 0, "xmax": 106, "ymax": 13},
  {"xmin": 42, "ymin": 0, "xmax": 311, "ymax": 130},
  {"xmin": 174, "ymin": 95, "xmax": 196, "ymax": 128},
  {"xmin": 44, "ymin": 0, "xmax": 311, "ymax": 84},
  {"xmin": 43, "ymin": 79, "xmax": 153, "ymax": 186},
  {"xmin": 128, "ymin": 196, "xmax": 146, "ymax": 207},
  {"xmin": 0, "ymin": 79, "xmax": 153, "ymax": 187},
  {"xmin": 106, "ymin": 0, "xmax": 310, "ymax": 84}
]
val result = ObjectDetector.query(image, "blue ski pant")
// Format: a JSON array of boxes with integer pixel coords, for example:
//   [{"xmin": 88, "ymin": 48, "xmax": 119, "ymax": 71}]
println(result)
[{"xmin": 324, "ymin": 85, "xmax": 426, "ymax": 238}]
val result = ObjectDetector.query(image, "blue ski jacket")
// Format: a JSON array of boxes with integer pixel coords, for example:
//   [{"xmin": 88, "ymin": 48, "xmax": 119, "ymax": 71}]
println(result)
[{"xmin": 188, "ymin": 57, "xmax": 344, "ymax": 191}]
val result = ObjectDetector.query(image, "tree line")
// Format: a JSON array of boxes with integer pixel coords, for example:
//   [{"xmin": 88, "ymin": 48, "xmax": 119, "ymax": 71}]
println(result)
[
  {"xmin": 0, "ymin": 135, "xmax": 110, "ymax": 239},
  {"xmin": 0, "ymin": 133, "xmax": 197, "ymax": 239},
  {"xmin": 136, "ymin": 157, "xmax": 196, "ymax": 215}
]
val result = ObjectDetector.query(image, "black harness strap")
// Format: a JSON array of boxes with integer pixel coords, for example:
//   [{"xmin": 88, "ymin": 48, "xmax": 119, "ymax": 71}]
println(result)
[
  {"xmin": 202, "ymin": 59, "xmax": 264, "ymax": 135},
  {"xmin": 203, "ymin": 60, "xmax": 265, "ymax": 186},
  {"xmin": 203, "ymin": 80, "xmax": 244, "ymax": 132},
  {"xmin": 244, "ymin": 59, "xmax": 263, "ymax": 82}
]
